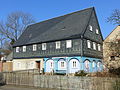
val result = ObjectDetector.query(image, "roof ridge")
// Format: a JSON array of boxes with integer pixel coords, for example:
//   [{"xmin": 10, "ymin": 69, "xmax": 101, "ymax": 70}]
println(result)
[{"xmin": 29, "ymin": 7, "xmax": 94, "ymax": 27}]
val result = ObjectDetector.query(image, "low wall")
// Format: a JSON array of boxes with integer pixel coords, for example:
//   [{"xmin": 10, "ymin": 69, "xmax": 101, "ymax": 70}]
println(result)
[{"xmin": 2, "ymin": 72, "xmax": 120, "ymax": 90}]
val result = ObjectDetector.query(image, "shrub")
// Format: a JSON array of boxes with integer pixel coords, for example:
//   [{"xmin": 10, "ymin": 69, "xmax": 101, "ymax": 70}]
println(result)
[{"xmin": 74, "ymin": 70, "xmax": 87, "ymax": 76}]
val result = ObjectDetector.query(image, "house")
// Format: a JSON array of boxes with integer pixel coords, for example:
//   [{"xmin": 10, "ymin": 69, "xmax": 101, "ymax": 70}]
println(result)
[
  {"xmin": 0, "ymin": 49, "xmax": 13, "ymax": 72},
  {"xmin": 103, "ymin": 25, "xmax": 120, "ymax": 69},
  {"xmin": 13, "ymin": 7, "xmax": 103, "ymax": 74}
]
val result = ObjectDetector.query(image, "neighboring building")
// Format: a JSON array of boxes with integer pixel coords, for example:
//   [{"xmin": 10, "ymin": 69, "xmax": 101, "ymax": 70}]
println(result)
[
  {"xmin": 13, "ymin": 7, "xmax": 103, "ymax": 74},
  {"xmin": 103, "ymin": 25, "xmax": 120, "ymax": 69},
  {"xmin": 0, "ymin": 52, "xmax": 13, "ymax": 72}
]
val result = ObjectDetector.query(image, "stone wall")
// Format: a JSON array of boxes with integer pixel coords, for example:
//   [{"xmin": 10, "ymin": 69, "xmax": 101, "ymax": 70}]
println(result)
[{"xmin": 2, "ymin": 72, "xmax": 120, "ymax": 90}]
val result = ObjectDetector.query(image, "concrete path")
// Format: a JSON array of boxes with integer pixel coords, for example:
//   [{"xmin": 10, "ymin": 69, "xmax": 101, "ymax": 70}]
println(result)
[{"xmin": 0, "ymin": 85, "xmax": 59, "ymax": 90}]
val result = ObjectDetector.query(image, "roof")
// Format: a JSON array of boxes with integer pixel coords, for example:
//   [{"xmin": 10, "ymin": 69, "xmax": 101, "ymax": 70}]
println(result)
[
  {"xmin": 104, "ymin": 25, "xmax": 120, "ymax": 41},
  {"xmin": 13, "ymin": 7, "xmax": 94, "ymax": 47}
]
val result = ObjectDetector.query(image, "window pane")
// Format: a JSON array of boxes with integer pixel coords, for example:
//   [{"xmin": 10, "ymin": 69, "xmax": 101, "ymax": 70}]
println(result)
[
  {"xmin": 87, "ymin": 40, "xmax": 91, "ymax": 48},
  {"xmin": 16, "ymin": 47, "xmax": 19, "ymax": 52},
  {"xmin": 89, "ymin": 25, "xmax": 93, "ymax": 31},
  {"xmin": 66, "ymin": 40, "xmax": 72, "ymax": 48},
  {"xmin": 33, "ymin": 44, "xmax": 37, "ymax": 51},
  {"xmin": 23, "ymin": 46, "xmax": 26, "ymax": 52},
  {"xmin": 56, "ymin": 41, "xmax": 60, "ymax": 49},
  {"xmin": 42, "ymin": 43, "xmax": 46, "ymax": 50}
]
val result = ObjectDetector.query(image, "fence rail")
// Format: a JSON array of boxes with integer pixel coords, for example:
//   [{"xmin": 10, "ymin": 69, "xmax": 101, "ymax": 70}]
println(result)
[{"xmin": 1, "ymin": 72, "xmax": 120, "ymax": 90}]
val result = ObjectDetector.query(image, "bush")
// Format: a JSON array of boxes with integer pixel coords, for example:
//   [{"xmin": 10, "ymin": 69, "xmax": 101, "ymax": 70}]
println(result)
[
  {"xmin": 109, "ymin": 67, "xmax": 120, "ymax": 77},
  {"xmin": 74, "ymin": 70, "xmax": 87, "ymax": 76}
]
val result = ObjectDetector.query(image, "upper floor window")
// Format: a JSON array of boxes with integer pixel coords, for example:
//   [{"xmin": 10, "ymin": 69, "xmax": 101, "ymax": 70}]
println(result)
[
  {"xmin": 89, "ymin": 25, "xmax": 93, "ymax": 31},
  {"xmin": 56, "ymin": 41, "xmax": 60, "ymax": 49},
  {"xmin": 33, "ymin": 44, "xmax": 37, "ymax": 51},
  {"xmin": 96, "ymin": 29, "xmax": 99, "ymax": 34},
  {"xmin": 66, "ymin": 40, "xmax": 72, "ymax": 48},
  {"xmin": 87, "ymin": 40, "xmax": 91, "ymax": 48},
  {"xmin": 98, "ymin": 44, "xmax": 101, "ymax": 51},
  {"xmin": 93, "ymin": 42, "xmax": 96, "ymax": 50},
  {"xmin": 16, "ymin": 47, "xmax": 20, "ymax": 52},
  {"xmin": 42, "ymin": 43, "xmax": 46, "ymax": 50},
  {"xmin": 23, "ymin": 46, "xmax": 26, "ymax": 52}
]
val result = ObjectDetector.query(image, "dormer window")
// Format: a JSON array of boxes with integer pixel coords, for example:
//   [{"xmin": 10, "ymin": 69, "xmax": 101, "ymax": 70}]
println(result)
[
  {"xmin": 66, "ymin": 40, "xmax": 72, "ymax": 48},
  {"xmin": 96, "ymin": 29, "xmax": 99, "ymax": 34},
  {"xmin": 42, "ymin": 43, "xmax": 46, "ymax": 50},
  {"xmin": 16, "ymin": 47, "xmax": 20, "ymax": 52},
  {"xmin": 33, "ymin": 44, "xmax": 37, "ymax": 51},
  {"xmin": 89, "ymin": 25, "xmax": 93, "ymax": 31},
  {"xmin": 23, "ymin": 46, "xmax": 26, "ymax": 52},
  {"xmin": 93, "ymin": 42, "xmax": 96, "ymax": 50},
  {"xmin": 87, "ymin": 40, "xmax": 91, "ymax": 48},
  {"xmin": 56, "ymin": 41, "xmax": 60, "ymax": 49}
]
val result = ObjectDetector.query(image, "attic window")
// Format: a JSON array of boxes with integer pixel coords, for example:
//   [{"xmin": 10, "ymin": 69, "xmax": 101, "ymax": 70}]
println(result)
[
  {"xmin": 62, "ymin": 27, "xmax": 66, "ymax": 30},
  {"xmin": 89, "ymin": 25, "xmax": 93, "ymax": 31},
  {"xmin": 96, "ymin": 29, "xmax": 99, "ymax": 34}
]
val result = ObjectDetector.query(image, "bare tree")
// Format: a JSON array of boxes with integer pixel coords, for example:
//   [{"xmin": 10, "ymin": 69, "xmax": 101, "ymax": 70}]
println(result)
[
  {"xmin": 0, "ymin": 11, "xmax": 35, "ymax": 45},
  {"xmin": 107, "ymin": 9, "xmax": 120, "ymax": 25}
]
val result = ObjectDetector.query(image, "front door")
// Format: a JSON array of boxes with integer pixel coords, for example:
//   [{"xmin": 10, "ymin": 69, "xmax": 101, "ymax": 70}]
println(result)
[{"xmin": 36, "ymin": 61, "xmax": 41, "ymax": 71}]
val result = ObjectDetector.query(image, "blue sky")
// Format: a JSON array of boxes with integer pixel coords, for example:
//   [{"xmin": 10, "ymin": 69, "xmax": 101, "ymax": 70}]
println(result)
[{"xmin": 0, "ymin": 0, "xmax": 120, "ymax": 39}]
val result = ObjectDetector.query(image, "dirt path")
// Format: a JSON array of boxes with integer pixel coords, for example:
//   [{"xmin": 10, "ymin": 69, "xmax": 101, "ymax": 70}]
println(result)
[{"xmin": 0, "ymin": 85, "xmax": 59, "ymax": 90}]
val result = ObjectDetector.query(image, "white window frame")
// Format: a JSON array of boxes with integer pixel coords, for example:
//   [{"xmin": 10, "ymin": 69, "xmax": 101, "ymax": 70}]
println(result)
[
  {"xmin": 66, "ymin": 40, "xmax": 72, "ymax": 48},
  {"xmin": 33, "ymin": 44, "xmax": 37, "ymax": 51},
  {"xmin": 96, "ymin": 29, "xmax": 99, "ymax": 34},
  {"xmin": 87, "ymin": 40, "xmax": 91, "ymax": 48},
  {"xmin": 16, "ymin": 47, "xmax": 20, "ymax": 52},
  {"xmin": 93, "ymin": 42, "xmax": 96, "ymax": 50},
  {"xmin": 73, "ymin": 61, "xmax": 77, "ymax": 68},
  {"xmin": 56, "ymin": 41, "xmax": 60, "ymax": 49},
  {"xmin": 23, "ymin": 46, "xmax": 26, "ymax": 52},
  {"xmin": 42, "ymin": 43, "xmax": 46, "ymax": 50},
  {"xmin": 89, "ymin": 25, "xmax": 93, "ymax": 31},
  {"xmin": 98, "ymin": 44, "xmax": 101, "ymax": 51},
  {"xmin": 60, "ymin": 61, "xmax": 65, "ymax": 68}
]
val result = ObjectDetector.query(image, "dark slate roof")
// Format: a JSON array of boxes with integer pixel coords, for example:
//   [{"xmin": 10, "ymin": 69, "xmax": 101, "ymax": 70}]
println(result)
[{"xmin": 13, "ymin": 7, "xmax": 94, "ymax": 47}]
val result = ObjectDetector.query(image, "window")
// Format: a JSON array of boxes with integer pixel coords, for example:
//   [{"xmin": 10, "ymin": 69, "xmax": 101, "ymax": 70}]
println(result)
[
  {"xmin": 56, "ymin": 41, "xmax": 60, "ymax": 49},
  {"xmin": 89, "ymin": 25, "xmax": 93, "ymax": 31},
  {"xmin": 73, "ymin": 61, "xmax": 77, "ymax": 68},
  {"xmin": 98, "ymin": 44, "xmax": 101, "ymax": 51},
  {"xmin": 93, "ymin": 42, "xmax": 96, "ymax": 50},
  {"xmin": 61, "ymin": 62, "xmax": 65, "ymax": 68},
  {"xmin": 33, "ymin": 44, "xmax": 37, "ymax": 51},
  {"xmin": 16, "ymin": 47, "xmax": 20, "ymax": 52},
  {"xmin": 87, "ymin": 40, "xmax": 91, "ymax": 48},
  {"xmin": 92, "ymin": 61, "xmax": 96, "ymax": 68},
  {"xmin": 50, "ymin": 62, "xmax": 54, "ymax": 68},
  {"xmin": 97, "ymin": 62, "xmax": 101, "ymax": 68},
  {"xmin": 42, "ymin": 43, "xmax": 46, "ymax": 50},
  {"xmin": 23, "ymin": 46, "xmax": 26, "ymax": 52},
  {"xmin": 96, "ymin": 29, "xmax": 99, "ymax": 34},
  {"xmin": 66, "ymin": 40, "xmax": 72, "ymax": 48}
]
